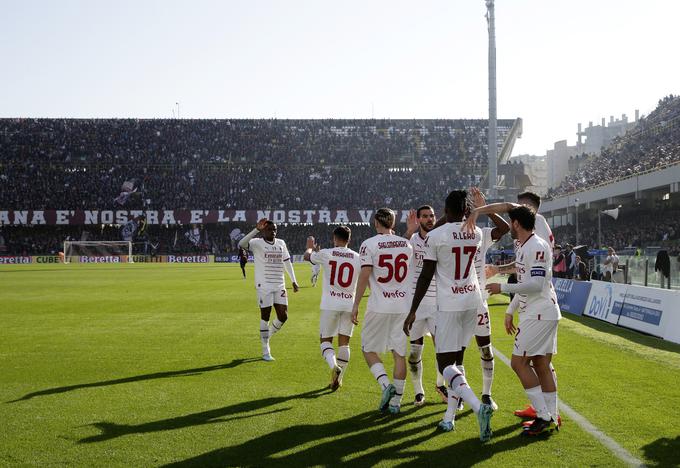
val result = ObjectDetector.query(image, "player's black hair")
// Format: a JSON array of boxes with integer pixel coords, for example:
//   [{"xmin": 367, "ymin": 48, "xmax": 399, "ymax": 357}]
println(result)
[
  {"xmin": 508, "ymin": 205, "xmax": 536, "ymax": 231},
  {"xmin": 264, "ymin": 220, "xmax": 275, "ymax": 228},
  {"xmin": 445, "ymin": 190, "xmax": 467, "ymax": 216},
  {"xmin": 416, "ymin": 205, "xmax": 434, "ymax": 217},
  {"xmin": 333, "ymin": 225, "xmax": 351, "ymax": 242},
  {"xmin": 375, "ymin": 208, "xmax": 396, "ymax": 229},
  {"xmin": 517, "ymin": 191, "xmax": 542, "ymax": 209}
]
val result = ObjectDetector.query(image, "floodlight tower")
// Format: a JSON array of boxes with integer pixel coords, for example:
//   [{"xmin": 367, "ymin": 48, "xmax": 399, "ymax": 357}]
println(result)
[{"xmin": 486, "ymin": 0, "xmax": 498, "ymax": 199}]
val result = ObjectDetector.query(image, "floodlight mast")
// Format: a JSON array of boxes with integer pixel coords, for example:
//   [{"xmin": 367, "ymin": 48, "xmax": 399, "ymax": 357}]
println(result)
[{"xmin": 486, "ymin": 0, "xmax": 498, "ymax": 199}]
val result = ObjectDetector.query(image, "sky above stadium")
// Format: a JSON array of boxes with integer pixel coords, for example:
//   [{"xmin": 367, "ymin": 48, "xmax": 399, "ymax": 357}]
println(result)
[{"xmin": 1, "ymin": 0, "xmax": 678, "ymax": 156}]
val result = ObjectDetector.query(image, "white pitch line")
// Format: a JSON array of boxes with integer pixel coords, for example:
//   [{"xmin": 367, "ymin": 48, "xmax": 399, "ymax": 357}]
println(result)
[{"xmin": 492, "ymin": 346, "xmax": 645, "ymax": 468}]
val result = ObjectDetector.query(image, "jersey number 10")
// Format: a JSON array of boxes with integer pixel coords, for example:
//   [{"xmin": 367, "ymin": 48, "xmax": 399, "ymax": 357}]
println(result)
[{"xmin": 328, "ymin": 260, "xmax": 355, "ymax": 288}]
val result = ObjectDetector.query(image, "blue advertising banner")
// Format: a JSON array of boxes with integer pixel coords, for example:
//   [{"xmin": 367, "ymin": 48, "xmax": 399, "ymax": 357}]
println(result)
[{"xmin": 551, "ymin": 278, "xmax": 592, "ymax": 316}]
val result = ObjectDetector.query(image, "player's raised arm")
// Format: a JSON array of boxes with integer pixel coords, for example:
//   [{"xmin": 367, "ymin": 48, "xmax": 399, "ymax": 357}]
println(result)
[
  {"xmin": 464, "ymin": 202, "xmax": 520, "ymax": 234},
  {"xmin": 303, "ymin": 236, "xmax": 315, "ymax": 262},
  {"xmin": 238, "ymin": 218, "xmax": 268, "ymax": 249},
  {"xmin": 403, "ymin": 259, "xmax": 436, "ymax": 336},
  {"xmin": 470, "ymin": 187, "xmax": 510, "ymax": 241},
  {"xmin": 403, "ymin": 209, "xmax": 419, "ymax": 239}
]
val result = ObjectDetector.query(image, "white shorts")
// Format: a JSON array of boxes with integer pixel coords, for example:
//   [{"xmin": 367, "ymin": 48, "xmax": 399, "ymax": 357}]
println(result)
[
  {"xmin": 409, "ymin": 305, "xmax": 437, "ymax": 341},
  {"xmin": 474, "ymin": 302, "xmax": 492, "ymax": 337},
  {"xmin": 434, "ymin": 308, "xmax": 477, "ymax": 353},
  {"xmin": 320, "ymin": 309, "xmax": 354, "ymax": 338},
  {"xmin": 256, "ymin": 287, "xmax": 288, "ymax": 308},
  {"xmin": 512, "ymin": 319, "xmax": 558, "ymax": 357},
  {"xmin": 361, "ymin": 311, "xmax": 408, "ymax": 357}
]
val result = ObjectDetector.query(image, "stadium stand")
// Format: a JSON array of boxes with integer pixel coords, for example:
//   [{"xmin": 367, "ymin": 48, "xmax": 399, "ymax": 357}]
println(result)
[{"xmin": 547, "ymin": 95, "xmax": 680, "ymax": 198}]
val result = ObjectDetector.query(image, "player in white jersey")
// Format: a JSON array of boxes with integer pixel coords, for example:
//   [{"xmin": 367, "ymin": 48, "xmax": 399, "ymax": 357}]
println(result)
[
  {"xmin": 477, "ymin": 191, "xmax": 559, "ymax": 422},
  {"xmin": 352, "ymin": 208, "xmax": 413, "ymax": 415},
  {"xmin": 310, "ymin": 244, "xmax": 322, "ymax": 287},
  {"xmin": 404, "ymin": 191, "xmax": 494, "ymax": 441},
  {"xmin": 402, "ymin": 205, "xmax": 447, "ymax": 406},
  {"xmin": 239, "ymin": 218, "xmax": 299, "ymax": 362},
  {"xmin": 303, "ymin": 226, "xmax": 360, "ymax": 391},
  {"xmin": 466, "ymin": 188, "xmax": 510, "ymax": 412},
  {"xmin": 474, "ymin": 206, "xmax": 562, "ymax": 436}
]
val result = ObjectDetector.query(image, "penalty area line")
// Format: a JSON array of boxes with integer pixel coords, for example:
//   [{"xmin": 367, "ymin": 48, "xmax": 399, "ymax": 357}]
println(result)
[{"xmin": 492, "ymin": 347, "xmax": 645, "ymax": 468}]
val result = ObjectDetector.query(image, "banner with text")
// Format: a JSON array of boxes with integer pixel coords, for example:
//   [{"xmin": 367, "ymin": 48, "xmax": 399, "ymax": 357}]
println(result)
[
  {"xmin": 0, "ymin": 209, "xmax": 412, "ymax": 226},
  {"xmin": 551, "ymin": 278, "xmax": 592, "ymax": 316},
  {"xmin": 583, "ymin": 280, "xmax": 626, "ymax": 324}
]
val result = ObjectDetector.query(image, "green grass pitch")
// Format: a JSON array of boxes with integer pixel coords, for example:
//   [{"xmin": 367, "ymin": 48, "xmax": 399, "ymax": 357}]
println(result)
[{"xmin": 1, "ymin": 263, "xmax": 679, "ymax": 467}]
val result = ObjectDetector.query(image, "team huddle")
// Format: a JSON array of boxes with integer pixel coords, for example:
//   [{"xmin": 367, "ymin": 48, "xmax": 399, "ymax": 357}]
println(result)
[{"xmin": 239, "ymin": 188, "xmax": 561, "ymax": 441}]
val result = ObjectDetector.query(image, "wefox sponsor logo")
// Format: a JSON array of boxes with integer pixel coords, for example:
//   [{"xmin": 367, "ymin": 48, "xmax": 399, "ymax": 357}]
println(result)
[
  {"xmin": 80, "ymin": 256, "xmax": 121, "ymax": 263},
  {"xmin": 330, "ymin": 290, "xmax": 354, "ymax": 299},
  {"xmin": 167, "ymin": 255, "xmax": 209, "ymax": 263},
  {"xmin": 382, "ymin": 290, "xmax": 407, "ymax": 299},
  {"xmin": 451, "ymin": 284, "xmax": 477, "ymax": 294},
  {"xmin": 0, "ymin": 256, "xmax": 32, "ymax": 264}
]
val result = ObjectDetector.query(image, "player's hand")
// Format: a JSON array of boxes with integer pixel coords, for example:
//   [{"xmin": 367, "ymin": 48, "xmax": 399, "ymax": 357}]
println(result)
[
  {"xmin": 403, "ymin": 312, "xmax": 416, "ymax": 336},
  {"xmin": 292, "ymin": 282, "xmax": 299, "ymax": 293},
  {"xmin": 504, "ymin": 314, "xmax": 516, "ymax": 335},
  {"xmin": 306, "ymin": 236, "xmax": 315, "ymax": 249},
  {"xmin": 351, "ymin": 306, "xmax": 359, "ymax": 325},
  {"xmin": 485, "ymin": 283, "xmax": 501, "ymax": 295},
  {"xmin": 470, "ymin": 187, "xmax": 486, "ymax": 208},
  {"xmin": 485, "ymin": 264, "xmax": 499, "ymax": 279},
  {"xmin": 406, "ymin": 208, "xmax": 418, "ymax": 232},
  {"xmin": 256, "ymin": 218, "xmax": 268, "ymax": 231},
  {"xmin": 463, "ymin": 211, "xmax": 478, "ymax": 234}
]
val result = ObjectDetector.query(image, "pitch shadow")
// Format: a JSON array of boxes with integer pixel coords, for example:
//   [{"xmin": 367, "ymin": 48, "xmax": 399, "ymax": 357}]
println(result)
[
  {"xmin": 162, "ymin": 407, "xmax": 530, "ymax": 467},
  {"xmin": 78, "ymin": 387, "xmax": 332, "ymax": 444},
  {"xmin": 641, "ymin": 435, "xmax": 680, "ymax": 467},
  {"xmin": 8, "ymin": 357, "xmax": 261, "ymax": 403}
]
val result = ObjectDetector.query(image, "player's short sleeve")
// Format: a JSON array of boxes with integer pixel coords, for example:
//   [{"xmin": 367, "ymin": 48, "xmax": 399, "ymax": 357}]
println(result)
[
  {"xmin": 527, "ymin": 242, "xmax": 549, "ymax": 278},
  {"xmin": 359, "ymin": 241, "xmax": 374, "ymax": 267},
  {"xmin": 310, "ymin": 249, "xmax": 330, "ymax": 265},
  {"xmin": 423, "ymin": 233, "xmax": 437, "ymax": 262}
]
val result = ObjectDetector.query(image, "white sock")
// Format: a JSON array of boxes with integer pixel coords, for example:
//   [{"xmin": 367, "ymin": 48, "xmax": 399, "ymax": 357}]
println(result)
[
  {"xmin": 337, "ymin": 345, "xmax": 350, "ymax": 371},
  {"xmin": 369, "ymin": 363, "xmax": 390, "ymax": 390},
  {"xmin": 444, "ymin": 392, "xmax": 459, "ymax": 423},
  {"xmin": 444, "ymin": 365, "xmax": 481, "ymax": 414},
  {"xmin": 260, "ymin": 320, "xmax": 270, "ymax": 355},
  {"xmin": 408, "ymin": 344, "xmax": 424, "ymax": 395},
  {"xmin": 479, "ymin": 345, "xmax": 495, "ymax": 395},
  {"xmin": 525, "ymin": 385, "xmax": 551, "ymax": 421},
  {"xmin": 320, "ymin": 342, "xmax": 336, "ymax": 369},
  {"xmin": 543, "ymin": 391, "xmax": 558, "ymax": 420},
  {"xmin": 269, "ymin": 318, "xmax": 284, "ymax": 337},
  {"xmin": 390, "ymin": 379, "xmax": 405, "ymax": 407}
]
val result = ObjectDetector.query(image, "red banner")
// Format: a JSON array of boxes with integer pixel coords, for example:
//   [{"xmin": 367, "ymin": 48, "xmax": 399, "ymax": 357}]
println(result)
[{"xmin": 0, "ymin": 209, "xmax": 413, "ymax": 226}]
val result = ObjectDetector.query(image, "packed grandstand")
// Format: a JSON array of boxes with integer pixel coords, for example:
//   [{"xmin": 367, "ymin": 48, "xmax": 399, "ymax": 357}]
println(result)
[{"xmin": 1, "ymin": 97, "xmax": 680, "ymax": 257}]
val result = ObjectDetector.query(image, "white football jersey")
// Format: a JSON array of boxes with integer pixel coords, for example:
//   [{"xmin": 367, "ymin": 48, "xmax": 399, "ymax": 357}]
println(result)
[
  {"xmin": 359, "ymin": 234, "xmax": 413, "ymax": 314},
  {"xmin": 248, "ymin": 238, "xmax": 291, "ymax": 290},
  {"xmin": 424, "ymin": 222, "xmax": 483, "ymax": 312},
  {"xmin": 310, "ymin": 247, "xmax": 361, "ymax": 312},
  {"xmin": 474, "ymin": 227, "xmax": 496, "ymax": 302},
  {"xmin": 514, "ymin": 234, "xmax": 561, "ymax": 321},
  {"xmin": 514, "ymin": 213, "xmax": 554, "ymax": 255},
  {"xmin": 409, "ymin": 232, "xmax": 437, "ymax": 310}
]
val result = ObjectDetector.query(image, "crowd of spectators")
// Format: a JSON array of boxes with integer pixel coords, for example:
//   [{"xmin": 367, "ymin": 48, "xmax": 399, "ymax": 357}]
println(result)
[
  {"xmin": 0, "ymin": 118, "xmax": 513, "ymax": 211},
  {"xmin": 548, "ymin": 95, "xmax": 680, "ymax": 198},
  {"xmin": 551, "ymin": 207, "xmax": 680, "ymax": 252}
]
